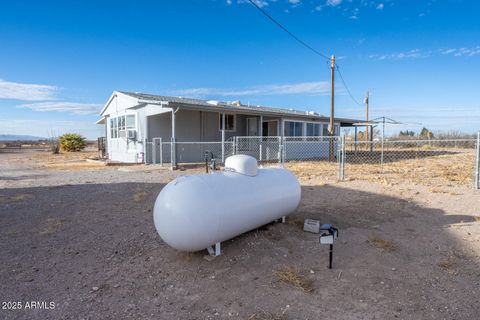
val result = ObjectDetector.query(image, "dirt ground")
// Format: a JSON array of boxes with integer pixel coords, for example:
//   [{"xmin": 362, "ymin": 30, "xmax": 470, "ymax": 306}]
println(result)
[{"xmin": 1, "ymin": 150, "xmax": 479, "ymax": 320}]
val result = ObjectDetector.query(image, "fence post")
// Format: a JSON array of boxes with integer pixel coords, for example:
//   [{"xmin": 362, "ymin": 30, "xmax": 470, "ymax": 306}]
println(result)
[
  {"xmin": 159, "ymin": 138, "xmax": 163, "ymax": 166},
  {"xmin": 258, "ymin": 137, "xmax": 263, "ymax": 161},
  {"xmin": 143, "ymin": 138, "xmax": 147, "ymax": 164},
  {"xmin": 380, "ymin": 133, "xmax": 384, "ymax": 172},
  {"xmin": 233, "ymin": 136, "xmax": 236, "ymax": 155},
  {"xmin": 337, "ymin": 137, "xmax": 341, "ymax": 180},
  {"xmin": 342, "ymin": 135, "xmax": 346, "ymax": 180},
  {"xmin": 338, "ymin": 136, "xmax": 345, "ymax": 181},
  {"xmin": 278, "ymin": 137, "xmax": 284, "ymax": 166},
  {"xmin": 152, "ymin": 139, "xmax": 156, "ymax": 164},
  {"xmin": 221, "ymin": 134, "xmax": 225, "ymax": 163},
  {"xmin": 171, "ymin": 137, "xmax": 176, "ymax": 170},
  {"xmin": 475, "ymin": 132, "xmax": 480, "ymax": 189}
]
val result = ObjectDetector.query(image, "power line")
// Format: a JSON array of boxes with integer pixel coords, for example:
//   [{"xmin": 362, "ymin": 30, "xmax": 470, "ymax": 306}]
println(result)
[
  {"xmin": 335, "ymin": 65, "xmax": 362, "ymax": 106},
  {"xmin": 247, "ymin": 0, "xmax": 363, "ymax": 107},
  {"xmin": 247, "ymin": 0, "xmax": 330, "ymax": 61}
]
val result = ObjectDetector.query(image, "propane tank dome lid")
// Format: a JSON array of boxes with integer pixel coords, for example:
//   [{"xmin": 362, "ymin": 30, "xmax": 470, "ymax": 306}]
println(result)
[{"xmin": 224, "ymin": 155, "xmax": 258, "ymax": 176}]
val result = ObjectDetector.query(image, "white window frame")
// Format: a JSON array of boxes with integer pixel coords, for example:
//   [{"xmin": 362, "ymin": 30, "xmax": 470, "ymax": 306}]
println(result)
[
  {"xmin": 218, "ymin": 113, "xmax": 236, "ymax": 132},
  {"xmin": 284, "ymin": 119, "xmax": 338, "ymax": 137},
  {"xmin": 109, "ymin": 113, "xmax": 137, "ymax": 140}
]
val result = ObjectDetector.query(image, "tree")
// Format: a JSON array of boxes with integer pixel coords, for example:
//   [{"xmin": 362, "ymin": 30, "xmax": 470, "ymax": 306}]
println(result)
[
  {"xmin": 420, "ymin": 127, "xmax": 434, "ymax": 139},
  {"xmin": 59, "ymin": 133, "xmax": 87, "ymax": 152},
  {"xmin": 399, "ymin": 130, "xmax": 415, "ymax": 137}
]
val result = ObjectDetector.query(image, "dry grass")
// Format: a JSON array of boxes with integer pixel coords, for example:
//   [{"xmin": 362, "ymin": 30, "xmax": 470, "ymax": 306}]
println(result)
[
  {"xmin": 273, "ymin": 266, "xmax": 313, "ymax": 292},
  {"xmin": 247, "ymin": 311, "xmax": 286, "ymax": 320},
  {"xmin": 32, "ymin": 150, "xmax": 98, "ymax": 163},
  {"xmin": 368, "ymin": 237, "xmax": 398, "ymax": 252},
  {"xmin": 44, "ymin": 161, "xmax": 106, "ymax": 171},
  {"xmin": 132, "ymin": 188, "xmax": 149, "ymax": 203},
  {"xmin": 285, "ymin": 149, "xmax": 475, "ymax": 188},
  {"xmin": 0, "ymin": 194, "xmax": 34, "ymax": 203},
  {"xmin": 284, "ymin": 161, "xmax": 337, "ymax": 184},
  {"xmin": 438, "ymin": 257, "xmax": 457, "ymax": 271},
  {"xmin": 7, "ymin": 150, "xmax": 100, "ymax": 169},
  {"xmin": 39, "ymin": 218, "xmax": 65, "ymax": 235},
  {"xmin": 286, "ymin": 216, "xmax": 305, "ymax": 229}
]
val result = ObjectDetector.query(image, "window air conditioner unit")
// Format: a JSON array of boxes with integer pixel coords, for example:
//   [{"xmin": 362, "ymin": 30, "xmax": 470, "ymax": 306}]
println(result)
[{"xmin": 127, "ymin": 129, "xmax": 136, "ymax": 140}]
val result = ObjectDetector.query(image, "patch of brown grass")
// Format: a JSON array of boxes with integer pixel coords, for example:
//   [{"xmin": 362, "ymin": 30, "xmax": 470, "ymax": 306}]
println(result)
[
  {"xmin": 0, "ymin": 194, "xmax": 34, "ymax": 203},
  {"xmin": 368, "ymin": 237, "xmax": 397, "ymax": 252},
  {"xmin": 45, "ymin": 161, "xmax": 106, "ymax": 171},
  {"xmin": 132, "ymin": 188, "xmax": 149, "ymax": 203},
  {"xmin": 39, "ymin": 218, "xmax": 65, "ymax": 235},
  {"xmin": 273, "ymin": 266, "xmax": 313, "ymax": 292},
  {"xmin": 438, "ymin": 257, "xmax": 457, "ymax": 271},
  {"xmin": 286, "ymin": 216, "xmax": 304, "ymax": 229},
  {"xmin": 284, "ymin": 161, "xmax": 338, "ymax": 183}
]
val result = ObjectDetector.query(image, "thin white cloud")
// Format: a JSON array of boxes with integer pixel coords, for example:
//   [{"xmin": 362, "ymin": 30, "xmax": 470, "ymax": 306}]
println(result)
[
  {"xmin": 175, "ymin": 81, "xmax": 331, "ymax": 97},
  {"xmin": 238, "ymin": 0, "xmax": 269, "ymax": 7},
  {"xmin": 370, "ymin": 46, "xmax": 480, "ymax": 60},
  {"xmin": 440, "ymin": 46, "xmax": 480, "ymax": 57},
  {"xmin": 369, "ymin": 49, "xmax": 430, "ymax": 60},
  {"xmin": 17, "ymin": 101, "xmax": 103, "ymax": 115},
  {"xmin": 0, "ymin": 79, "xmax": 58, "ymax": 101},
  {"xmin": 376, "ymin": 3, "xmax": 384, "ymax": 10},
  {"xmin": 326, "ymin": 0, "xmax": 342, "ymax": 7}
]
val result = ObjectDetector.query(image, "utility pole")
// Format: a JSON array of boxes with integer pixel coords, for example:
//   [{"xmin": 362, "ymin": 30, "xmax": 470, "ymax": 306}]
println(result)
[{"xmin": 329, "ymin": 54, "xmax": 335, "ymax": 161}]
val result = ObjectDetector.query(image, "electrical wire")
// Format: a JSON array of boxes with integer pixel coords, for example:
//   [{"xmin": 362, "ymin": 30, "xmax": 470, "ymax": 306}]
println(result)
[
  {"xmin": 247, "ymin": 0, "xmax": 330, "ymax": 61},
  {"xmin": 335, "ymin": 65, "xmax": 362, "ymax": 106},
  {"xmin": 247, "ymin": 0, "xmax": 363, "ymax": 107}
]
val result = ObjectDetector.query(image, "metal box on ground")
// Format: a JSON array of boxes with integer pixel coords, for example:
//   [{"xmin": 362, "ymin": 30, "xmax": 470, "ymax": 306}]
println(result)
[{"xmin": 303, "ymin": 218, "xmax": 320, "ymax": 234}]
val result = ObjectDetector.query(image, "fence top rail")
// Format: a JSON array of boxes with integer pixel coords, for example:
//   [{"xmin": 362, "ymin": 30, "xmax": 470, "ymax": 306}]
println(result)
[
  {"xmin": 174, "ymin": 141, "xmax": 232, "ymax": 144},
  {"xmin": 232, "ymin": 136, "xmax": 281, "ymax": 139},
  {"xmin": 346, "ymin": 139, "xmax": 477, "ymax": 144},
  {"xmin": 283, "ymin": 136, "xmax": 341, "ymax": 139}
]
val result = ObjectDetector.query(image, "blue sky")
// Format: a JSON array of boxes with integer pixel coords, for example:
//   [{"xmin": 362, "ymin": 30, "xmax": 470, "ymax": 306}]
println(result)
[{"xmin": 0, "ymin": 0, "xmax": 479, "ymax": 138}]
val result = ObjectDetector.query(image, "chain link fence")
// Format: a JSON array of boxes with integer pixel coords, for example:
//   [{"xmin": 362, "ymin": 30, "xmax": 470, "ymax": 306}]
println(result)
[
  {"xmin": 144, "ymin": 135, "xmax": 480, "ymax": 189},
  {"xmin": 342, "ymin": 138, "xmax": 478, "ymax": 187},
  {"xmin": 227, "ymin": 136, "xmax": 282, "ymax": 163}
]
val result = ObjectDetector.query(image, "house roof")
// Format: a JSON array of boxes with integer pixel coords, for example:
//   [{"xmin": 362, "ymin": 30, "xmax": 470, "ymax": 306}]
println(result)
[{"xmin": 113, "ymin": 91, "xmax": 359, "ymax": 125}]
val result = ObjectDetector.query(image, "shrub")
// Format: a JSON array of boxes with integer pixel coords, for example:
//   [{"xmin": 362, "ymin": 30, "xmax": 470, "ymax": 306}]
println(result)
[{"xmin": 59, "ymin": 133, "xmax": 87, "ymax": 152}]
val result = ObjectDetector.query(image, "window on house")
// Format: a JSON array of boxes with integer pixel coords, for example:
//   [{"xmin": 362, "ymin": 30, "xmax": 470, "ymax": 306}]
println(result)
[
  {"xmin": 322, "ymin": 124, "xmax": 330, "ymax": 136},
  {"xmin": 284, "ymin": 121, "xmax": 304, "ymax": 137},
  {"xmin": 306, "ymin": 123, "xmax": 320, "ymax": 136},
  {"xmin": 126, "ymin": 115, "xmax": 136, "ymax": 129},
  {"xmin": 110, "ymin": 118, "xmax": 115, "ymax": 138},
  {"xmin": 110, "ymin": 118, "xmax": 118, "ymax": 139},
  {"xmin": 219, "ymin": 114, "xmax": 236, "ymax": 131},
  {"xmin": 109, "ymin": 114, "xmax": 136, "ymax": 139}
]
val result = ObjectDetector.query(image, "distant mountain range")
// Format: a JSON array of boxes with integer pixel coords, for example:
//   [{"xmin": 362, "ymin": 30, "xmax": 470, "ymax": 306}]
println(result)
[{"xmin": 0, "ymin": 134, "xmax": 46, "ymax": 141}]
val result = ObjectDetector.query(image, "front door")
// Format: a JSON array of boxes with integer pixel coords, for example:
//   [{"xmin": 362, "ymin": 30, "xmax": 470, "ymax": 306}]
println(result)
[
  {"xmin": 262, "ymin": 120, "xmax": 278, "ymax": 136},
  {"xmin": 247, "ymin": 118, "xmax": 259, "ymax": 136}
]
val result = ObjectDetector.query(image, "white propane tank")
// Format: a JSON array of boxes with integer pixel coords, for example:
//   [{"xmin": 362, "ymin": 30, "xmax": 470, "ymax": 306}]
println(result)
[{"xmin": 153, "ymin": 155, "xmax": 301, "ymax": 252}]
